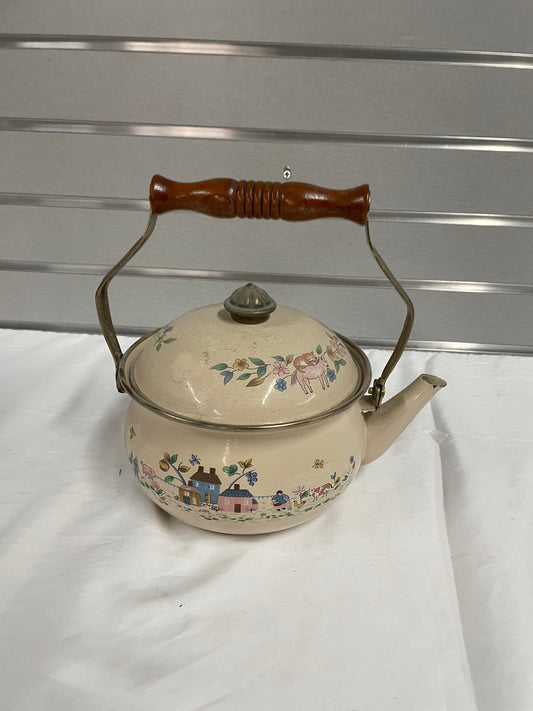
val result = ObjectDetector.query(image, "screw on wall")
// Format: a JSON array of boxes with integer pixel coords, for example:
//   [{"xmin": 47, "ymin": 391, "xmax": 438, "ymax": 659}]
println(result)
[{"xmin": 282, "ymin": 166, "xmax": 292, "ymax": 180}]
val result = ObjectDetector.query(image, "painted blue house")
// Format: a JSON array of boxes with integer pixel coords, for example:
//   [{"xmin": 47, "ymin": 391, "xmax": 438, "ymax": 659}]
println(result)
[{"xmin": 190, "ymin": 466, "xmax": 222, "ymax": 505}]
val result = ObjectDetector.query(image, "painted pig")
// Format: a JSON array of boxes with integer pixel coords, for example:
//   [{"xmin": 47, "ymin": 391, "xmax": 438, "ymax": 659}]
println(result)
[{"xmin": 291, "ymin": 353, "xmax": 329, "ymax": 394}]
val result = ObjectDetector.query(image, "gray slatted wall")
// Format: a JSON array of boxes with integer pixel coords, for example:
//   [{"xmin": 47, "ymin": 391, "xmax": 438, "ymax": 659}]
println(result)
[{"xmin": 1, "ymin": 1, "xmax": 532, "ymax": 354}]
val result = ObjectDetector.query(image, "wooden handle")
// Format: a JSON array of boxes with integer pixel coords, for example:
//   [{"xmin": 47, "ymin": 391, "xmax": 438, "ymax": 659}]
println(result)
[{"xmin": 150, "ymin": 175, "xmax": 371, "ymax": 225}]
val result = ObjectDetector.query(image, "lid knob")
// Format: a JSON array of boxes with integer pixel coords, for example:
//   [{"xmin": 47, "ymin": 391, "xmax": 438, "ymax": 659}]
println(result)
[{"xmin": 223, "ymin": 283, "xmax": 277, "ymax": 324}]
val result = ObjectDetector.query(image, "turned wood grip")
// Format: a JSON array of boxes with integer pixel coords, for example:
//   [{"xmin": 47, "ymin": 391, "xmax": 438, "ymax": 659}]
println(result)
[{"xmin": 150, "ymin": 175, "xmax": 370, "ymax": 225}]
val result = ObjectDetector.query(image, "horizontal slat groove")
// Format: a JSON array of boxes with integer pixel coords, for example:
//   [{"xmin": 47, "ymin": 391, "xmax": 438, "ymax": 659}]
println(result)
[
  {"xmin": 0, "ymin": 193, "xmax": 147, "ymax": 212},
  {"xmin": 2, "ymin": 117, "xmax": 532, "ymax": 153},
  {"xmin": 2, "ymin": 260, "xmax": 532, "ymax": 295},
  {"xmin": 1, "ymin": 35, "xmax": 533, "ymax": 69},
  {"xmin": 1, "ymin": 193, "xmax": 532, "ymax": 227},
  {"xmin": 1, "ymin": 320, "xmax": 531, "ymax": 356}
]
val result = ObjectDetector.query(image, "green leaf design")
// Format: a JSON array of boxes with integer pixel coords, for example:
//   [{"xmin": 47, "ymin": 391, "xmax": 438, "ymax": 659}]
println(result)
[
  {"xmin": 164, "ymin": 475, "xmax": 175, "ymax": 483},
  {"xmin": 170, "ymin": 454, "xmax": 178, "ymax": 464},
  {"xmin": 338, "ymin": 359, "xmax": 346, "ymax": 366},
  {"xmin": 223, "ymin": 465, "xmax": 238, "ymax": 476},
  {"xmin": 237, "ymin": 373, "xmax": 252, "ymax": 380},
  {"xmin": 257, "ymin": 365, "xmax": 267, "ymax": 378},
  {"xmin": 316, "ymin": 344, "xmax": 323, "ymax": 355},
  {"xmin": 249, "ymin": 357, "xmax": 265, "ymax": 366},
  {"xmin": 334, "ymin": 361, "xmax": 341, "ymax": 373},
  {"xmin": 164, "ymin": 338, "xmax": 177, "ymax": 344},
  {"xmin": 211, "ymin": 363, "xmax": 229, "ymax": 371},
  {"xmin": 156, "ymin": 343, "xmax": 162, "ymax": 351},
  {"xmin": 285, "ymin": 354, "xmax": 294, "ymax": 365},
  {"xmin": 272, "ymin": 356, "xmax": 285, "ymax": 362}
]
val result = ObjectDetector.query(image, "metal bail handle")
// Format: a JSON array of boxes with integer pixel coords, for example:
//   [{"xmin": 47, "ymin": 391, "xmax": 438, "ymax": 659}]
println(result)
[
  {"xmin": 95, "ymin": 176, "xmax": 413, "ymax": 404},
  {"xmin": 363, "ymin": 221, "xmax": 414, "ymax": 407}
]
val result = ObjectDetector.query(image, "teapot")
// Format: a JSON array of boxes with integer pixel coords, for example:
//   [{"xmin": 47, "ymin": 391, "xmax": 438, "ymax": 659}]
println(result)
[{"xmin": 96, "ymin": 176, "xmax": 446, "ymax": 534}]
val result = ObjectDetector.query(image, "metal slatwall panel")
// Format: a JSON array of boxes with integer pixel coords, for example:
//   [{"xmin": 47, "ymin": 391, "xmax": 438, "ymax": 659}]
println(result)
[
  {"xmin": 1, "ymin": 1, "xmax": 532, "ymax": 51},
  {"xmin": 0, "ymin": 2, "xmax": 532, "ymax": 354}
]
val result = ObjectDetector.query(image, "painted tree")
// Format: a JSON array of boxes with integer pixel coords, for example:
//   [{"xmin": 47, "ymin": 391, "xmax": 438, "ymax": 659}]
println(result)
[
  {"xmin": 222, "ymin": 458, "xmax": 259, "ymax": 489},
  {"xmin": 158, "ymin": 452, "xmax": 192, "ymax": 485}
]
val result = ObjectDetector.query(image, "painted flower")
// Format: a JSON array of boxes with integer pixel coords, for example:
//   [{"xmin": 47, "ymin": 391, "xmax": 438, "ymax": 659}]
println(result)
[
  {"xmin": 313, "ymin": 459, "xmax": 324, "ymax": 469},
  {"xmin": 142, "ymin": 463, "xmax": 157, "ymax": 481},
  {"xmin": 233, "ymin": 358, "xmax": 249, "ymax": 371},
  {"xmin": 329, "ymin": 337, "xmax": 347, "ymax": 358},
  {"xmin": 155, "ymin": 325, "xmax": 177, "ymax": 351},
  {"xmin": 326, "ymin": 368, "xmax": 337, "ymax": 382},
  {"xmin": 246, "ymin": 471, "xmax": 258, "ymax": 486},
  {"xmin": 272, "ymin": 361, "xmax": 290, "ymax": 376},
  {"xmin": 274, "ymin": 378, "xmax": 287, "ymax": 392}
]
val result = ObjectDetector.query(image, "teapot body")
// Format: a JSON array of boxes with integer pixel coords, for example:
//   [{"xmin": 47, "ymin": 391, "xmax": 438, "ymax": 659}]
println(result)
[{"xmin": 125, "ymin": 399, "xmax": 367, "ymax": 534}]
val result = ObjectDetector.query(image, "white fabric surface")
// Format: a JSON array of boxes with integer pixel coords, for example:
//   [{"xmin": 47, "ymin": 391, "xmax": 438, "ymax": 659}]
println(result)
[{"xmin": 1, "ymin": 329, "xmax": 532, "ymax": 711}]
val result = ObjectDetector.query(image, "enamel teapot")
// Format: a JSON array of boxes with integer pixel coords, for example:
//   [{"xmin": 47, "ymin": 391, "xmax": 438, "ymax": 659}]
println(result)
[{"xmin": 96, "ymin": 175, "xmax": 446, "ymax": 534}]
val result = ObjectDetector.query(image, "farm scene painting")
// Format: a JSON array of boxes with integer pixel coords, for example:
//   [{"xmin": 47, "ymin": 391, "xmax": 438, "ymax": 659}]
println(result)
[{"xmin": 127, "ymin": 449, "xmax": 357, "ymax": 525}]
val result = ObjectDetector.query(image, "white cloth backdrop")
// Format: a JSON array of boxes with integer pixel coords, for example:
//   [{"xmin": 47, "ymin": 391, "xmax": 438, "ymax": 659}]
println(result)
[{"xmin": 1, "ymin": 329, "xmax": 532, "ymax": 711}]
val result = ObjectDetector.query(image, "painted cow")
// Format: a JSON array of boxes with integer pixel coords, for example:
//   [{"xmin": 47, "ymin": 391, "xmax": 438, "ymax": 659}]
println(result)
[
  {"xmin": 291, "ymin": 353, "xmax": 329, "ymax": 394},
  {"xmin": 309, "ymin": 483, "xmax": 332, "ymax": 500}
]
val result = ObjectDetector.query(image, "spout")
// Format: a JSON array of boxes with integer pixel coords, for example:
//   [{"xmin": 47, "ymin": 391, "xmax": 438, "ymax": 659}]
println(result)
[{"xmin": 362, "ymin": 374, "xmax": 446, "ymax": 465}]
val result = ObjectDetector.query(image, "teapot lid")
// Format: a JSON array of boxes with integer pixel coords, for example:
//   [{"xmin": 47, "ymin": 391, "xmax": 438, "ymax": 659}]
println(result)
[{"xmin": 118, "ymin": 283, "xmax": 371, "ymax": 429}]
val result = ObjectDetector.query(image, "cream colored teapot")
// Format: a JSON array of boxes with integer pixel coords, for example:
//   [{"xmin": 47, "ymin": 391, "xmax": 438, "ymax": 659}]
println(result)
[{"xmin": 96, "ymin": 176, "xmax": 446, "ymax": 534}]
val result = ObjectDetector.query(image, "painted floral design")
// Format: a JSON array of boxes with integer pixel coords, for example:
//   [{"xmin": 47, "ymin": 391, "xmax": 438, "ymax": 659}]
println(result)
[
  {"xmin": 211, "ymin": 331, "xmax": 348, "ymax": 394},
  {"xmin": 154, "ymin": 325, "xmax": 177, "ymax": 351},
  {"xmin": 129, "ymin": 452, "xmax": 170, "ymax": 506},
  {"xmin": 275, "ymin": 378, "xmax": 287, "ymax": 392},
  {"xmin": 273, "ymin": 361, "xmax": 290, "ymax": 377},
  {"xmin": 233, "ymin": 358, "xmax": 249, "ymax": 371}
]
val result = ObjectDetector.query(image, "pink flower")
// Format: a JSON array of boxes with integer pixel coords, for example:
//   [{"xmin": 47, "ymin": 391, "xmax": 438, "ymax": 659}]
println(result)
[
  {"xmin": 329, "ymin": 338, "xmax": 347, "ymax": 358},
  {"xmin": 142, "ymin": 463, "xmax": 156, "ymax": 480},
  {"xmin": 272, "ymin": 361, "xmax": 290, "ymax": 376}
]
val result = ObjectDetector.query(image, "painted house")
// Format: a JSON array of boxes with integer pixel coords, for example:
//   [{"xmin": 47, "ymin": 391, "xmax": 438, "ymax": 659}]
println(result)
[
  {"xmin": 217, "ymin": 483, "xmax": 259, "ymax": 514},
  {"xmin": 190, "ymin": 466, "xmax": 222, "ymax": 505},
  {"xmin": 177, "ymin": 481, "xmax": 201, "ymax": 507}
]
